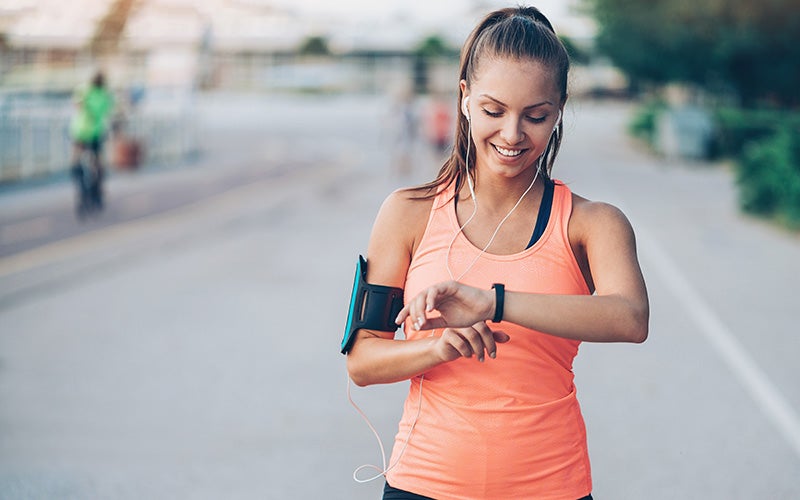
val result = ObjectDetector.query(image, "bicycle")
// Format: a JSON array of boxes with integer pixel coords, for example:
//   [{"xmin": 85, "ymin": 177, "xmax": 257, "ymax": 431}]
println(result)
[{"xmin": 70, "ymin": 143, "xmax": 105, "ymax": 219}]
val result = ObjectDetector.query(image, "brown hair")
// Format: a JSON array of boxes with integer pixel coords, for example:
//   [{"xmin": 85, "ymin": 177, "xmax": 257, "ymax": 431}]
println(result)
[
  {"xmin": 92, "ymin": 71, "xmax": 106, "ymax": 88},
  {"xmin": 414, "ymin": 6, "xmax": 570, "ymax": 198}
]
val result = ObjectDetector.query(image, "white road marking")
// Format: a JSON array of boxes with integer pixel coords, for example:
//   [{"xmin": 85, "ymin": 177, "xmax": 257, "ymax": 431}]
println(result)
[{"xmin": 640, "ymin": 229, "xmax": 800, "ymax": 459}]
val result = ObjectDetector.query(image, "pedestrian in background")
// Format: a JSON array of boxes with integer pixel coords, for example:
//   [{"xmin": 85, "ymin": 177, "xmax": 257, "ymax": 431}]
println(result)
[
  {"xmin": 69, "ymin": 71, "xmax": 114, "ymax": 218},
  {"xmin": 389, "ymin": 88, "xmax": 418, "ymax": 178},
  {"xmin": 425, "ymin": 93, "xmax": 452, "ymax": 157},
  {"xmin": 345, "ymin": 5, "xmax": 649, "ymax": 499}
]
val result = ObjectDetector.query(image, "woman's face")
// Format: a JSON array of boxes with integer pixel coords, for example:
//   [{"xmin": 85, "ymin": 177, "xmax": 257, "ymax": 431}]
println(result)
[{"xmin": 462, "ymin": 57, "xmax": 562, "ymax": 182}]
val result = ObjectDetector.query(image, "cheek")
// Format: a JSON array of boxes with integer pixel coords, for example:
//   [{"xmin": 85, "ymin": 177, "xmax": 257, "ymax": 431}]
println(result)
[
  {"xmin": 469, "ymin": 121, "xmax": 495, "ymax": 146},
  {"xmin": 531, "ymin": 127, "xmax": 555, "ymax": 147}
]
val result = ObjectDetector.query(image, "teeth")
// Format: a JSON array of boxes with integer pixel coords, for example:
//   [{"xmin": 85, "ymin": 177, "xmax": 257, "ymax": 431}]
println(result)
[{"xmin": 494, "ymin": 145, "xmax": 523, "ymax": 157}]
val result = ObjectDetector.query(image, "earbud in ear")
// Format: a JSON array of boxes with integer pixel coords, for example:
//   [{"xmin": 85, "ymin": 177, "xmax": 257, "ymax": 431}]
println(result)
[
  {"xmin": 462, "ymin": 96, "xmax": 470, "ymax": 120},
  {"xmin": 553, "ymin": 109, "xmax": 562, "ymax": 132}
]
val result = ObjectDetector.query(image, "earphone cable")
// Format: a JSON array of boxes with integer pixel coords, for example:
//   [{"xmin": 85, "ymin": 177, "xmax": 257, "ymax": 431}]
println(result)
[
  {"xmin": 446, "ymin": 119, "xmax": 543, "ymax": 281},
  {"xmin": 348, "ymin": 372, "xmax": 424, "ymax": 483}
]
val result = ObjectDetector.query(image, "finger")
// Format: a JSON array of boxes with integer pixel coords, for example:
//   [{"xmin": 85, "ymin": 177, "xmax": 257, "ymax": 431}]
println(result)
[
  {"xmin": 459, "ymin": 326, "xmax": 489, "ymax": 362},
  {"xmin": 425, "ymin": 284, "xmax": 443, "ymax": 313},
  {"xmin": 472, "ymin": 322, "xmax": 497, "ymax": 360},
  {"xmin": 411, "ymin": 287, "xmax": 439, "ymax": 329},
  {"xmin": 443, "ymin": 328, "xmax": 473, "ymax": 358},
  {"xmin": 417, "ymin": 316, "xmax": 448, "ymax": 330},
  {"xmin": 492, "ymin": 330, "xmax": 511, "ymax": 343},
  {"xmin": 395, "ymin": 305, "xmax": 410, "ymax": 325},
  {"xmin": 411, "ymin": 293, "xmax": 429, "ymax": 330}
]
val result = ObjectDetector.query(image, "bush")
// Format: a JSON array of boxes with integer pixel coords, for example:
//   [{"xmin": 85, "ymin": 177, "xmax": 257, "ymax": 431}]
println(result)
[
  {"xmin": 628, "ymin": 99, "xmax": 667, "ymax": 147},
  {"xmin": 713, "ymin": 108, "xmax": 800, "ymax": 159},
  {"xmin": 628, "ymin": 101, "xmax": 800, "ymax": 229},
  {"xmin": 736, "ymin": 126, "xmax": 800, "ymax": 228}
]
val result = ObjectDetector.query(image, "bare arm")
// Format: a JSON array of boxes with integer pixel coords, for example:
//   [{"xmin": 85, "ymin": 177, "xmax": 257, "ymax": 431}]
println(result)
[
  {"xmin": 346, "ymin": 189, "xmax": 510, "ymax": 387},
  {"xmin": 345, "ymin": 190, "xmax": 440, "ymax": 386},
  {"xmin": 397, "ymin": 200, "xmax": 649, "ymax": 344}
]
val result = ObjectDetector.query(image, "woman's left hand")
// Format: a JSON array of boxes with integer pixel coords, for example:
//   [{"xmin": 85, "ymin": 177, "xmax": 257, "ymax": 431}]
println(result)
[{"xmin": 396, "ymin": 280, "xmax": 495, "ymax": 331}]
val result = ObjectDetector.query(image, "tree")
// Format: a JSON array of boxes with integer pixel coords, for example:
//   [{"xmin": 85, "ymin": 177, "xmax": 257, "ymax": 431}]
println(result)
[
  {"xmin": 413, "ymin": 35, "xmax": 458, "ymax": 58},
  {"xmin": 560, "ymin": 34, "xmax": 590, "ymax": 66},
  {"xmin": 589, "ymin": 0, "xmax": 800, "ymax": 107},
  {"xmin": 298, "ymin": 35, "xmax": 331, "ymax": 56}
]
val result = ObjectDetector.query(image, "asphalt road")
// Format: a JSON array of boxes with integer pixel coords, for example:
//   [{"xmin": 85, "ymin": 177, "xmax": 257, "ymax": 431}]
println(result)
[{"xmin": 0, "ymin": 93, "xmax": 798, "ymax": 499}]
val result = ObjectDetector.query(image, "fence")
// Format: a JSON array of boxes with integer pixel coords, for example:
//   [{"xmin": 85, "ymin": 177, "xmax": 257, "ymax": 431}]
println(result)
[
  {"xmin": 0, "ymin": 89, "xmax": 199, "ymax": 183},
  {"xmin": 0, "ymin": 52, "xmax": 458, "ymax": 183}
]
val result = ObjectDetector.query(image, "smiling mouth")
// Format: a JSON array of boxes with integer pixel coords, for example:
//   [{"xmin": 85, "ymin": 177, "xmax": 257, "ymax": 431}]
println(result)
[{"xmin": 493, "ymin": 144, "xmax": 527, "ymax": 158}]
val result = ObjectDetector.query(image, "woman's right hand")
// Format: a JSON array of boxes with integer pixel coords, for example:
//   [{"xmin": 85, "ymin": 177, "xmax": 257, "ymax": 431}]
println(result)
[{"xmin": 433, "ymin": 323, "xmax": 510, "ymax": 363}]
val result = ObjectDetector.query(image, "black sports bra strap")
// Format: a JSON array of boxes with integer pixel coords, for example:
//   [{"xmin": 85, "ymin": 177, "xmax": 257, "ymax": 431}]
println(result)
[{"xmin": 527, "ymin": 178, "xmax": 555, "ymax": 249}]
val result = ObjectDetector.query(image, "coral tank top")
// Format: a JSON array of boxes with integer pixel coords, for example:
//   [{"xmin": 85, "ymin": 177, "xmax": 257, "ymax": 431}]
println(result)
[{"xmin": 385, "ymin": 181, "xmax": 593, "ymax": 500}]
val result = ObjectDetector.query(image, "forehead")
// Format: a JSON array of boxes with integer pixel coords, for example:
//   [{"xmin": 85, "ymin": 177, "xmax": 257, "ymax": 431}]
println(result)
[{"xmin": 470, "ymin": 57, "xmax": 560, "ymax": 100}]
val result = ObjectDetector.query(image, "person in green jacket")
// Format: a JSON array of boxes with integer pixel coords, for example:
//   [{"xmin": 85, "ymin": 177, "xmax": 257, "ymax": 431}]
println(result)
[{"xmin": 69, "ymin": 71, "xmax": 114, "ymax": 217}]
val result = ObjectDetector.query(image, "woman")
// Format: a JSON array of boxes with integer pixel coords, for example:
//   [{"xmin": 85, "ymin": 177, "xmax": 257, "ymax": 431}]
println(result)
[{"xmin": 346, "ymin": 6, "xmax": 649, "ymax": 499}]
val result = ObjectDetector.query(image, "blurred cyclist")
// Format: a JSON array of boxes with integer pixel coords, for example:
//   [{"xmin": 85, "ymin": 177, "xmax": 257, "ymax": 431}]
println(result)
[{"xmin": 69, "ymin": 71, "xmax": 114, "ymax": 218}]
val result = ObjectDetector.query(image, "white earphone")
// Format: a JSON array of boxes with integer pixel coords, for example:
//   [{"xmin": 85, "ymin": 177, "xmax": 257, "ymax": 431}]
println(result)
[{"xmin": 553, "ymin": 109, "xmax": 562, "ymax": 132}]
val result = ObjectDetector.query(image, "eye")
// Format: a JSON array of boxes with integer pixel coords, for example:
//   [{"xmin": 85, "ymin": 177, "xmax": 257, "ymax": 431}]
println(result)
[
  {"xmin": 525, "ymin": 115, "xmax": 547, "ymax": 124},
  {"xmin": 481, "ymin": 108, "xmax": 503, "ymax": 118}
]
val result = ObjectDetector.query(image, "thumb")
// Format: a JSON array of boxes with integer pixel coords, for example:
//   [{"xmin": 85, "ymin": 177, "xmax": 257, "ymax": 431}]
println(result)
[{"xmin": 492, "ymin": 331, "xmax": 510, "ymax": 343}]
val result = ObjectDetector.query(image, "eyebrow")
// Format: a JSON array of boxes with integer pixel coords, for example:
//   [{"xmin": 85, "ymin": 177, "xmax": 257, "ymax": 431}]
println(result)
[{"xmin": 479, "ymin": 94, "xmax": 553, "ymax": 109}]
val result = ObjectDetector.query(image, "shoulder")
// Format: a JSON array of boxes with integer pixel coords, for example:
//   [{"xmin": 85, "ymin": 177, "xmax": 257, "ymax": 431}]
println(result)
[
  {"xmin": 379, "ymin": 187, "xmax": 436, "ymax": 243},
  {"xmin": 569, "ymin": 192, "xmax": 637, "ymax": 247},
  {"xmin": 366, "ymin": 187, "xmax": 437, "ymax": 283},
  {"xmin": 375, "ymin": 187, "xmax": 435, "ymax": 236},
  {"xmin": 379, "ymin": 186, "xmax": 434, "ymax": 219},
  {"xmin": 571, "ymin": 192, "xmax": 630, "ymax": 224}
]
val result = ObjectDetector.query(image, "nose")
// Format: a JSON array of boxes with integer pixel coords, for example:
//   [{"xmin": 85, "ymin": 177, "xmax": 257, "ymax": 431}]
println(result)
[{"xmin": 499, "ymin": 117, "xmax": 524, "ymax": 145}]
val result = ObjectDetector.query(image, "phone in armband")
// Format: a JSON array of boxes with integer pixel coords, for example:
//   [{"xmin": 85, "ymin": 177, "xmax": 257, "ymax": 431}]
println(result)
[{"xmin": 341, "ymin": 255, "xmax": 404, "ymax": 354}]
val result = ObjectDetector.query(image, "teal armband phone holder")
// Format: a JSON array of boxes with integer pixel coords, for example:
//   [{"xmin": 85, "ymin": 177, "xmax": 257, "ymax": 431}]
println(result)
[{"xmin": 341, "ymin": 255, "xmax": 404, "ymax": 354}]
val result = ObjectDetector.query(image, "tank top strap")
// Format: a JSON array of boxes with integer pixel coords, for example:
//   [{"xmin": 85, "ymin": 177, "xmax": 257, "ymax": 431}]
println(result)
[{"xmin": 551, "ymin": 180, "xmax": 574, "ymax": 249}]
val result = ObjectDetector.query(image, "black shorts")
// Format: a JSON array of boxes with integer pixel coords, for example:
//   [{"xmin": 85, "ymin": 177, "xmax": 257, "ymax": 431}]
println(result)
[
  {"xmin": 75, "ymin": 136, "xmax": 104, "ymax": 155},
  {"xmin": 383, "ymin": 482, "xmax": 593, "ymax": 500}
]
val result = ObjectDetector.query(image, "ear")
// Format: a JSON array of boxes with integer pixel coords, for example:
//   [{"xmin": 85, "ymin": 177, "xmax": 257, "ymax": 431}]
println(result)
[
  {"xmin": 553, "ymin": 109, "xmax": 562, "ymax": 131},
  {"xmin": 460, "ymin": 80, "xmax": 470, "ymax": 119}
]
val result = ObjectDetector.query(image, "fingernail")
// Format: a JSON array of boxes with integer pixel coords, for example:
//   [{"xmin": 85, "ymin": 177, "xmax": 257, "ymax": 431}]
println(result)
[{"xmin": 490, "ymin": 351, "xmax": 496, "ymax": 359}]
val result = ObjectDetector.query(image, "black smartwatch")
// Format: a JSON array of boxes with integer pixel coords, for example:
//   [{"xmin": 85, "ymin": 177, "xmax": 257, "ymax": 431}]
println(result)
[{"xmin": 491, "ymin": 283, "xmax": 505, "ymax": 323}]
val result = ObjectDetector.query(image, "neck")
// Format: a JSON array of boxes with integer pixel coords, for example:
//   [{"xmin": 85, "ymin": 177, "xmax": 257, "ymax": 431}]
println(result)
[{"xmin": 467, "ymin": 168, "xmax": 543, "ymax": 214}]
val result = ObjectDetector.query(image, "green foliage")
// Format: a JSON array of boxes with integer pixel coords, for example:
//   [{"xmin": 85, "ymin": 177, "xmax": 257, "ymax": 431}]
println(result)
[
  {"xmin": 413, "ymin": 35, "xmax": 457, "ymax": 58},
  {"xmin": 298, "ymin": 36, "xmax": 331, "ymax": 56},
  {"xmin": 588, "ymin": 0, "xmax": 800, "ymax": 107},
  {"xmin": 713, "ymin": 108, "xmax": 800, "ymax": 158},
  {"xmin": 628, "ymin": 99, "xmax": 667, "ymax": 146},
  {"xmin": 589, "ymin": 0, "xmax": 800, "ymax": 227},
  {"xmin": 734, "ymin": 123, "xmax": 800, "ymax": 227},
  {"xmin": 559, "ymin": 35, "xmax": 590, "ymax": 65}
]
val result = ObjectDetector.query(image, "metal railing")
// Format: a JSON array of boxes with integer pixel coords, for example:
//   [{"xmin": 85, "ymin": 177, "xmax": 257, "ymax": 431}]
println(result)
[{"xmin": 0, "ymin": 90, "xmax": 198, "ymax": 183}]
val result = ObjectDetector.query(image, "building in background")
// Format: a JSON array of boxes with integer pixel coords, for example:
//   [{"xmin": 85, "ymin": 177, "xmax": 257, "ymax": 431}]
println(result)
[
  {"xmin": 1, "ymin": 0, "xmax": 603, "ymax": 94},
  {"xmin": 0, "ymin": 0, "xmax": 609, "ymax": 181}
]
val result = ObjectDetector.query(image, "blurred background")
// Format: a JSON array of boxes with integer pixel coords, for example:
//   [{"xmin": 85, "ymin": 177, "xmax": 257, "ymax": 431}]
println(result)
[{"xmin": 1, "ymin": 1, "xmax": 799, "ymax": 499}]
